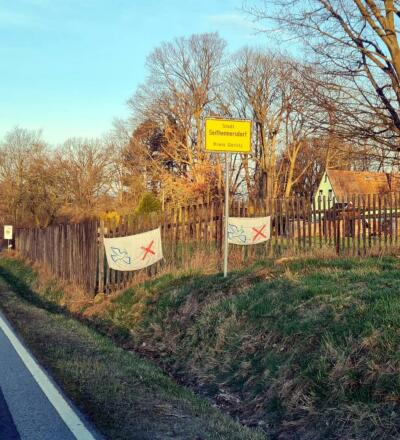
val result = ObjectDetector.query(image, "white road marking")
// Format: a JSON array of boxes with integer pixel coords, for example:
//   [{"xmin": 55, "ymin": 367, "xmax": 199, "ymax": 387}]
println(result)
[{"xmin": 0, "ymin": 311, "xmax": 97, "ymax": 440}]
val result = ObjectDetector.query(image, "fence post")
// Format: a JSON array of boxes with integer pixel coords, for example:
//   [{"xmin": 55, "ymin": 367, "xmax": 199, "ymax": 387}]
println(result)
[{"xmin": 98, "ymin": 219, "xmax": 105, "ymax": 294}]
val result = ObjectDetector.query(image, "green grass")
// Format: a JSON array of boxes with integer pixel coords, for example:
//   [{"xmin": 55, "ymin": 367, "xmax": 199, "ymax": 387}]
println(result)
[
  {"xmin": 0, "ymin": 258, "xmax": 265, "ymax": 440},
  {"xmin": 2, "ymin": 254, "xmax": 400, "ymax": 439}
]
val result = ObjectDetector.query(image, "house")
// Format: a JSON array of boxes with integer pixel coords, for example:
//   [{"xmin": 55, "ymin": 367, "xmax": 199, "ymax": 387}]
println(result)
[{"xmin": 314, "ymin": 169, "xmax": 400, "ymax": 205}]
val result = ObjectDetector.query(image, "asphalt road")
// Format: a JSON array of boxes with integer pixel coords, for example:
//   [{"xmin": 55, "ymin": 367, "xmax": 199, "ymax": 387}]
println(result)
[
  {"xmin": 0, "ymin": 386, "xmax": 20, "ymax": 439},
  {"xmin": 0, "ymin": 312, "xmax": 99, "ymax": 440}
]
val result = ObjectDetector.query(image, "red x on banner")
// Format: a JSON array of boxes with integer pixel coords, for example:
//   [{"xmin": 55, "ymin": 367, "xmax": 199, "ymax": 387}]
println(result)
[
  {"xmin": 252, "ymin": 225, "xmax": 267, "ymax": 242},
  {"xmin": 141, "ymin": 240, "xmax": 155, "ymax": 260}
]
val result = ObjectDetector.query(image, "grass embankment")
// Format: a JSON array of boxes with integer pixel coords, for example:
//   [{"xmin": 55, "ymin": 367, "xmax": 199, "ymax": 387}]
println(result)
[
  {"xmin": 2, "ymin": 255, "xmax": 400, "ymax": 439},
  {"xmin": 0, "ymin": 258, "xmax": 264, "ymax": 440}
]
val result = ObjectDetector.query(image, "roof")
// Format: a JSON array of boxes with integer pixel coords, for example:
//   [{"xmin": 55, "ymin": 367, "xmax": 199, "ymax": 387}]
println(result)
[
  {"xmin": 389, "ymin": 174, "xmax": 400, "ymax": 193},
  {"xmin": 326, "ymin": 170, "xmax": 400, "ymax": 198}
]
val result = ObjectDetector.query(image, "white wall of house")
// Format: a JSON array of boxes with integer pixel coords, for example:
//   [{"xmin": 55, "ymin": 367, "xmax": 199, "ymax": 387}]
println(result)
[{"xmin": 314, "ymin": 172, "xmax": 335, "ymax": 207}]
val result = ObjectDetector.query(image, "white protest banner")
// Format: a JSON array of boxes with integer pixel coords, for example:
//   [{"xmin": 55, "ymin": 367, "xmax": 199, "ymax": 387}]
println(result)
[
  {"xmin": 228, "ymin": 217, "xmax": 271, "ymax": 245},
  {"xmin": 104, "ymin": 227, "xmax": 163, "ymax": 271}
]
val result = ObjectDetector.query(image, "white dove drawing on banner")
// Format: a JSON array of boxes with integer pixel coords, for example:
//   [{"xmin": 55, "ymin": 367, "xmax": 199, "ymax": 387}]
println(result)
[{"xmin": 110, "ymin": 247, "xmax": 132, "ymax": 265}]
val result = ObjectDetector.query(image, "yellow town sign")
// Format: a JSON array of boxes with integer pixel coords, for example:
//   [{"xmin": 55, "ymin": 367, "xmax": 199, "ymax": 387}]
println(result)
[{"xmin": 205, "ymin": 118, "xmax": 252, "ymax": 153}]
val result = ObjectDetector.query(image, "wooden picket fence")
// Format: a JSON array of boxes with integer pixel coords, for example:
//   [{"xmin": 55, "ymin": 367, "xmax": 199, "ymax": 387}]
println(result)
[
  {"xmin": 11, "ymin": 192, "xmax": 400, "ymax": 295},
  {"xmin": 14, "ymin": 221, "xmax": 98, "ymax": 292}
]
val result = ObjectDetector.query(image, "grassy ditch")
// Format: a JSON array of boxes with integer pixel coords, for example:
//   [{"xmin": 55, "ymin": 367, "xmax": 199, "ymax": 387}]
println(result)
[
  {"xmin": 0, "ymin": 258, "xmax": 264, "ymax": 440},
  {"xmin": 2, "ymin": 255, "xmax": 400, "ymax": 439}
]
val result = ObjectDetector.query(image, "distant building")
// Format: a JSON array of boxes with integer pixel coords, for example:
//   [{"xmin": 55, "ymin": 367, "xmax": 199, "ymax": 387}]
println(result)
[{"xmin": 314, "ymin": 169, "xmax": 400, "ymax": 204}]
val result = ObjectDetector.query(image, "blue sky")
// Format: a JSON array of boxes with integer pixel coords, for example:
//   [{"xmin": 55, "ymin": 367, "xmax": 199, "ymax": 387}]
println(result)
[{"xmin": 0, "ymin": 0, "xmax": 275, "ymax": 145}]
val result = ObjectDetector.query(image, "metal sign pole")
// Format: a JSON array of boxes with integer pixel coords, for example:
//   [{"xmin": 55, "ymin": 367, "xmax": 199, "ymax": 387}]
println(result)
[
  {"xmin": 204, "ymin": 118, "xmax": 252, "ymax": 276},
  {"xmin": 223, "ymin": 153, "xmax": 229, "ymax": 277}
]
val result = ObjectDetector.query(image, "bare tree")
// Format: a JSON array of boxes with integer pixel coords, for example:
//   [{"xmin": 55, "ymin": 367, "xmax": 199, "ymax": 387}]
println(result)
[
  {"xmin": 225, "ymin": 48, "xmax": 327, "ymax": 197},
  {"xmin": 106, "ymin": 119, "xmax": 143, "ymax": 209},
  {"xmin": 0, "ymin": 127, "xmax": 59, "ymax": 226},
  {"xmin": 54, "ymin": 138, "xmax": 116, "ymax": 218},
  {"xmin": 227, "ymin": 48, "xmax": 291, "ymax": 198},
  {"xmin": 246, "ymin": 0, "xmax": 400, "ymax": 151},
  {"xmin": 127, "ymin": 33, "xmax": 227, "ymax": 205}
]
